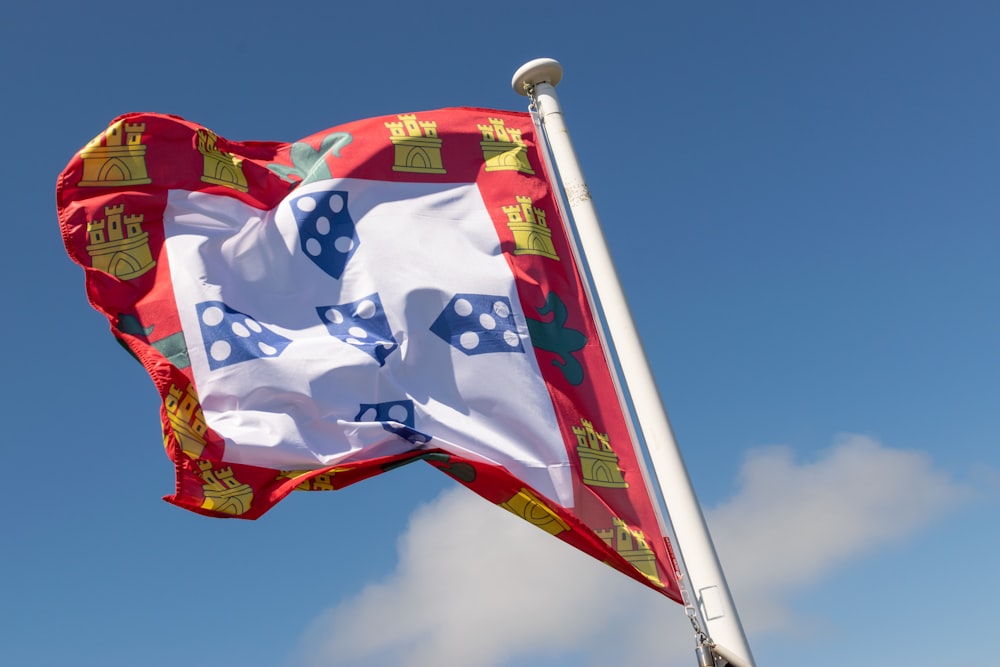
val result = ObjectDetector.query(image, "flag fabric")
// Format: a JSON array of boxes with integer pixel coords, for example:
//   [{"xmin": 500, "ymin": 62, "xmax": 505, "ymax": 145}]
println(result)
[{"xmin": 56, "ymin": 108, "xmax": 681, "ymax": 601}]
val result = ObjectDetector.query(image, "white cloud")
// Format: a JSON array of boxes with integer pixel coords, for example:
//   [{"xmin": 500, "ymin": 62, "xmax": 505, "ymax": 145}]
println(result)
[
  {"xmin": 292, "ymin": 483, "xmax": 669, "ymax": 667},
  {"xmin": 708, "ymin": 433, "xmax": 972, "ymax": 637},
  {"xmin": 290, "ymin": 434, "xmax": 972, "ymax": 667}
]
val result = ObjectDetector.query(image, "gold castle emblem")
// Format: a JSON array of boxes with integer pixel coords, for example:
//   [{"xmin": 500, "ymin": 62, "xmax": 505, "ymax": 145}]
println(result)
[
  {"xmin": 86, "ymin": 204, "xmax": 156, "ymax": 280},
  {"xmin": 478, "ymin": 118, "xmax": 534, "ymax": 174},
  {"xmin": 502, "ymin": 195, "xmax": 559, "ymax": 260},
  {"xmin": 500, "ymin": 488, "xmax": 569, "ymax": 536},
  {"xmin": 197, "ymin": 460, "xmax": 253, "ymax": 516},
  {"xmin": 385, "ymin": 114, "xmax": 446, "ymax": 173},
  {"xmin": 78, "ymin": 120, "xmax": 152, "ymax": 187},
  {"xmin": 597, "ymin": 518, "xmax": 663, "ymax": 587},
  {"xmin": 164, "ymin": 383, "xmax": 208, "ymax": 458},
  {"xmin": 197, "ymin": 129, "xmax": 248, "ymax": 191},
  {"xmin": 573, "ymin": 419, "xmax": 628, "ymax": 489},
  {"xmin": 276, "ymin": 469, "xmax": 346, "ymax": 491}
]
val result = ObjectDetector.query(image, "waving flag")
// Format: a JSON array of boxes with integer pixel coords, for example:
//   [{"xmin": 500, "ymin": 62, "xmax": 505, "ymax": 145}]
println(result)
[{"xmin": 56, "ymin": 108, "xmax": 681, "ymax": 601}]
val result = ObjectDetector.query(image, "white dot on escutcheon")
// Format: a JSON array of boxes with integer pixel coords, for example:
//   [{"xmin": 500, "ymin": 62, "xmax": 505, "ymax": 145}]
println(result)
[
  {"xmin": 329, "ymin": 193, "xmax": 344, "ymax": 213},
  {"xmin": 356, "ymin": 300, "xmax": 376, "ymax": 319},
  {"xmin": 454, "ymin": 298, "xmax": 473, "ymax": 317},
  {"xmin": 388, "ymin": 404, "xmax": 409, "ymax": 422},
  {"xmin": 210, "ymin": 340, "xmax": 231, "ymax": 361},
  {"xmin": 202, "ymin": 306, "xmax": 224, "ymax": 326},
  {"xmin": 334, "ymin": 236, "xmax": 354, "ymax": 253},
  {"xmin": 460, "ymin": 331, "xmax": 480, "ymax": 350}
]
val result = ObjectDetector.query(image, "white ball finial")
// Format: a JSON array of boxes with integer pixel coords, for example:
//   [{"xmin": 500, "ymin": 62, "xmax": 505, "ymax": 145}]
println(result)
[{"xmin": 512, "ymin": 58, "xmax": 563, "ymax": 96}]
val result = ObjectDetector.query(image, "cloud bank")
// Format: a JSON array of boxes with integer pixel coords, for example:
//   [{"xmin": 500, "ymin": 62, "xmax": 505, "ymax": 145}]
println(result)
[{"xmin": 290, "ymin": 434, "xmax": 971, "ymax": 667}]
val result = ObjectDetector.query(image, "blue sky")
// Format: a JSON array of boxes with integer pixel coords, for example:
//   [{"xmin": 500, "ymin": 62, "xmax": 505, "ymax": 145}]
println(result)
[{"xmin": 3, "ymin": 2, "xmax": 998, "ymax": 666}]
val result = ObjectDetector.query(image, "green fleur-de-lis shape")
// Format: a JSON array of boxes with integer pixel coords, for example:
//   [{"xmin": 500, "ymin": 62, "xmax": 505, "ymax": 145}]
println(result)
[
  {"xmin": 116, "ymin": 313, "xmax": 190, "ymax": 369},
  {"xmin": 526, "ymin": 291, "xmax": 588, "ymax": 386},
  {"xmin": 381, "ymin": 451, "xmax": 477, "ymax": 483},
  {"xmin": 267, "ymin": 132, "xmax": 353, "ymax": 186}
]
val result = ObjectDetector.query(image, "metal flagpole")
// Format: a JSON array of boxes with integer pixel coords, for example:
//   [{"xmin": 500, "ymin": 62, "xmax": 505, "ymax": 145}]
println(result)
[{"xmin": 512, "ymin": 58, "xmax": 757, "ymax": 667}]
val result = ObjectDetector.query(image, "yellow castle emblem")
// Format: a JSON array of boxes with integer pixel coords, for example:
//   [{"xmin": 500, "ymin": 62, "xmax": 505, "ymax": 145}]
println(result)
[
  {"xmin": 78, "ymin": 120, "xmax": 152, "ymax": 187},
  {"xmin": 164, "ymin": 383, "xmax": 208, "ymax": 458},
  {"xmin": 386, "ymin": 114, "xmax": 446, "ymax": 173},
  {"xmin": 86, "ymin": 203, "xmax": 156, "ymax": 280},
  {"xmin": 478, "ymin": 118, "xmax": 534, "ymax": 174},
  {"xmin": 276, "ymin": 468, "xmax": 348, "ymax": 491},
  {"xmin": 597, "ymin": 518, "xmax": 663, "ymax": 587},
  {"xmin": 502, "ymin": 195, "xmax": 559, "ymax": 260},
  {"xmin": 500, "ymin": 488, "xmax": 569, "ymax": 536},
  {"xmin": 197, "ymin": 460, "xmax": 253, "ymax": 516},
  {"xmin": 197, "ymin": 129, "xmax": 248, "ymax": 191},
  {"xmin": 573, "ymin": 419, "xmax": 628, "ymax": 489}
]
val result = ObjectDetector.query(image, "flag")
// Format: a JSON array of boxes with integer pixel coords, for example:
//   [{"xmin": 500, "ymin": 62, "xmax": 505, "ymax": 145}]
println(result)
[{"xmin": 56, "ymin": 108, "xmax": 682, "ymax": 601}]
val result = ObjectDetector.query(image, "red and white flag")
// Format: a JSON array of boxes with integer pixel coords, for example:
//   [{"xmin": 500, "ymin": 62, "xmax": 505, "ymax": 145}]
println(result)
[{"xmin": 57, "ymin": 108, "xmax": 681, "ymax": 601}]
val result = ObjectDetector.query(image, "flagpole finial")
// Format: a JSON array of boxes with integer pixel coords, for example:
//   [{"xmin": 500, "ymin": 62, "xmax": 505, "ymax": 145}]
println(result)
[{"xmin": 512, "ymin": 58, "xmax": 563, "ymax": 96}]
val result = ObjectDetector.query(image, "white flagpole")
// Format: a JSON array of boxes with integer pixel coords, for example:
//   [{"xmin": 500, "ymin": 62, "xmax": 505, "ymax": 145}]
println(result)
[{"xmin": 513, "ymin": 58, "xmax": 757, "ymax": 667}]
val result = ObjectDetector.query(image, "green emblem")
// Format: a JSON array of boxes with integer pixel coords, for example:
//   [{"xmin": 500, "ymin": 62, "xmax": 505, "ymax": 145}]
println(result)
[
  {"xmin": 382, "ymin": 451, "xmax": 476, "ymax": 483},
  {"xmin": 267, "ymin": 132, "xmax": 353, "ymax": 186},
  {"xmin": 526, "ymin": 292, "xmax": 587, "ymax": 385},
  {"xmin": 117, "ymin": 313, "xmax": 190, "ymax": 369}
]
